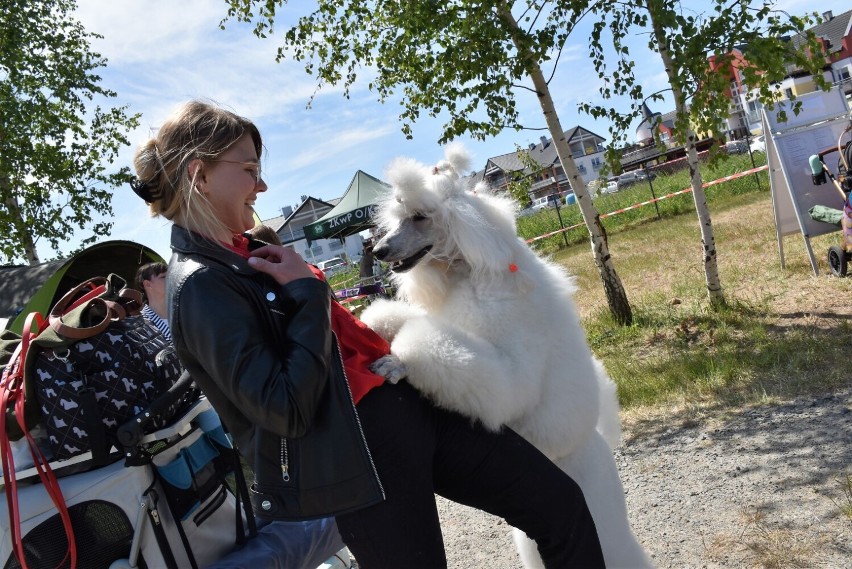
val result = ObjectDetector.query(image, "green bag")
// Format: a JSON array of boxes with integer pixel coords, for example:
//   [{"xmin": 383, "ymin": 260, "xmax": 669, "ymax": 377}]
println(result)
[{"xmin": 808, "ymin": 204, "xmax": 844, "ymax": 226}]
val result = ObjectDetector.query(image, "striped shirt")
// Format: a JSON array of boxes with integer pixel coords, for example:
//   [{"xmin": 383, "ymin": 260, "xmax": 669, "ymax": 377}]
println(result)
[{"xmin": 142, "ymin": 304, "xmax": 172, "ymax": 344}]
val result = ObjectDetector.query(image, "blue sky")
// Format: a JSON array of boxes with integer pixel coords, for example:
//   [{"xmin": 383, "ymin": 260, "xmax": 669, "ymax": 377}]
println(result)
[{"xmin": 52, "ymin": 0, "xmax": 847, "ymax": 262}]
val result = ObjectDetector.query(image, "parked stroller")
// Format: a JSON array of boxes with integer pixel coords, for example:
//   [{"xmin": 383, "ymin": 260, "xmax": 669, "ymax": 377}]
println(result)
[
  {"xmin": 809, "ymin": 121, "xmax": 852, "ymax": 277},
  {"xmin": 0, "ymin": 373, "xmax": 255, "ymax": 569}
]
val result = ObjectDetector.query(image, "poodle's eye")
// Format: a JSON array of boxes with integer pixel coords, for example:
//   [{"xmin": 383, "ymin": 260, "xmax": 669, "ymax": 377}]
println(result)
[{"xmin": 411, "ymin": 213, "xmax": 428, "ymax": 222}]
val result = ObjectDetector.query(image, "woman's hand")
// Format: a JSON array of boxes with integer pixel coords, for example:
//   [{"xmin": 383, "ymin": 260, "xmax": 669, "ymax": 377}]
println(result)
[{"xmin": 248, "ymin": 245, "xmax": 316, "ymax": 285}]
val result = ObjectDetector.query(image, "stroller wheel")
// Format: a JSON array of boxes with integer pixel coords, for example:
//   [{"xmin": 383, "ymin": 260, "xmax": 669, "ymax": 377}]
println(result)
[{"xmin": 827, "ymin": 246, "xmax": 848, "ymax": 277}]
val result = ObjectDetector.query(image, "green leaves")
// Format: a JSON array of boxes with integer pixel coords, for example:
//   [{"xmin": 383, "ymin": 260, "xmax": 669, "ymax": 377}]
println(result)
[
  {"xmin": 222, "ymin": 0, "xmax": 591, "ymax": 143},
  {"xmin": 581, "ymin": 0, "xmax": 828, "ymax": 169},
  {"xmin": 0, "ymin": 0, "xmax": 139, "ymax": 264}
]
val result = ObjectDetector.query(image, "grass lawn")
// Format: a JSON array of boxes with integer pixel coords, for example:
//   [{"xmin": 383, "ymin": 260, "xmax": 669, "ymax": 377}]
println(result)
[{"xmin": 553, "ymin": 188, "xmax": 852, "ymax": 418}]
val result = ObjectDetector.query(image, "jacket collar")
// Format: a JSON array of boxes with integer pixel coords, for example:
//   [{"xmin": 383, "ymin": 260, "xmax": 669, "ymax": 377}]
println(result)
[{"xmin": 170, "ymin": 224, "xmax": 258, "ymax": 276}]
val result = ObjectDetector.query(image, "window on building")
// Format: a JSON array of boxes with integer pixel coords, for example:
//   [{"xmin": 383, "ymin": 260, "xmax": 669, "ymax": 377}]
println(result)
[
  {"xmin": 784, "ymin": 87, "xmax": 793, "ymax": 99},
  {"xmin": 591, "ymin": 157, "xmax": 603, "ymax": 171},
  {"xmin": 329, "ymin": 240, "xmax": 343, "ymax": 251},
  {"xmin": 577, "ymin": 163, "xmax": 587, "ymax": 175},
  {"xmin": 839, "ymin": 67, "xmax": 851, "ymax": 82},
  {"xmin": 488, "ymin": 173, "xmax": 506, "ymax": 187},
  {"xmin": 729, "ymin": 80, "xmax": 740, "ymax": 96}
]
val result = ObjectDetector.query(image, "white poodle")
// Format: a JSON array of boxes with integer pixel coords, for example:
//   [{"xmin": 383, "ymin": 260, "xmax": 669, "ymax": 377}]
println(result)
[{"xmin": 360, "ymin": 143, "xmax": 652, "ymax": 568}]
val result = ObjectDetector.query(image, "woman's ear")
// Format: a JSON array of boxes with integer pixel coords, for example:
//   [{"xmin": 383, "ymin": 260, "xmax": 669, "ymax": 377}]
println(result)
[{"xmin": 187, "ymin": 159, "xmax": 205, "ymax": 191}]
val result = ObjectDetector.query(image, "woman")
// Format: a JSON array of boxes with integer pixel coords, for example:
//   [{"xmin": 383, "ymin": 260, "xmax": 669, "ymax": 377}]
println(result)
[
  {"xmin": 134, "ymin": 262, "xmax": 171, "ymax": 342},
  {"xmin": 131, "ymin": 100, "xmax": 604, "ymax": 568}
]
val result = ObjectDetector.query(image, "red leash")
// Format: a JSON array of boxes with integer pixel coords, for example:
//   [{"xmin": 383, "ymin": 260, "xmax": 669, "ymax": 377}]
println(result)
[{"xmin": 1, "ymin": 312, "xmax": 78, "ymax": 569}]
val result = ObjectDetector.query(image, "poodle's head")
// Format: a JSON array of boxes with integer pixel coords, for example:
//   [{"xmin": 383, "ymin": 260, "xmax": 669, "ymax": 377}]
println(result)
[{"xmin": 372, "ymin": 143, "xmax": 530, "ymax": 300}]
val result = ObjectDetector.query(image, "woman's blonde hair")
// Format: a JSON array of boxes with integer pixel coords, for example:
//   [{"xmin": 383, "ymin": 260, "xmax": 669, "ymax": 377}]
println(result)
[{"xmin": 133, "ymin": 100, "xmax": 262, "ymax": 239}]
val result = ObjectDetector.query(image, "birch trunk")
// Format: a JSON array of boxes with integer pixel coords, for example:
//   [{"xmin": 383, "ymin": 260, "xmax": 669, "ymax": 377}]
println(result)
[
  {"xmin": 648, "ymin": 0, "xmax": 725, "ymax": 306},
  {"xmin": 0, "ymin": 177, "xmax": 39, "ymax": 265},
  {"xmin": 497, "ymin": 1, "xmax": 633, "ymax": 324}
]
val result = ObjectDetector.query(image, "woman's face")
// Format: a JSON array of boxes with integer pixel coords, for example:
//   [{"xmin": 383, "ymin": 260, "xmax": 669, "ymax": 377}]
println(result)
[
  {"xmin": 144, "ymin": 271, "xmax": 167, "ymax": 306},
  {"xmin": 198, "ymin": 134, "xmax": 267, "ymax": 236}
]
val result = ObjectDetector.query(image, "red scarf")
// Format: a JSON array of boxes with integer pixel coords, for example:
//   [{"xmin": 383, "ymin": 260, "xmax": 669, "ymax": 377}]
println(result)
[{"xmin": 228, "ymin": 236, "xmax": 387, "ymax": 403}]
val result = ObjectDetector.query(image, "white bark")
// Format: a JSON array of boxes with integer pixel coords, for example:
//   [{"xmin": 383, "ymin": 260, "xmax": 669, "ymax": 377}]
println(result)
[
  {"xmin": 497, "ymin": 1, "xmax": 632, "ymax": 323},
  {"xmin": 1, "ymin": 179, "xmax": 40, "ymax": 265},
  {"xmin": 648, "ymin": 0, "xmax": 724, "ymax": 306}
]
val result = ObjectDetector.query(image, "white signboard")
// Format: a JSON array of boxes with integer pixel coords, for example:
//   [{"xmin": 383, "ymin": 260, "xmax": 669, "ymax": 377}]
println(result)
[{"xmin": 765, "ymin": 89, "xmax": 850, "ymax": 275}]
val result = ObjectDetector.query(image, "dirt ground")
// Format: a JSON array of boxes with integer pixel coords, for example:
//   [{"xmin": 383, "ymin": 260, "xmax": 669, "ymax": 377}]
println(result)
[{"xmin": 432, "ymin": 385, "xmax": 852, "ymax": 569}]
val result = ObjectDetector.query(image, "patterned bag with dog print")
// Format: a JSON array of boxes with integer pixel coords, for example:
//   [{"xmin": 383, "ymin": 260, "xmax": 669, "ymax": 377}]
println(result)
[{"xmin": 30, "ymin": 275, "xmax": 187, "ymax": 462}]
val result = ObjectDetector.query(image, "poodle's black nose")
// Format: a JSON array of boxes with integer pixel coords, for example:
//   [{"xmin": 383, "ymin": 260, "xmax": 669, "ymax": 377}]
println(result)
[{"xmin": 372, "ymin": 242, "xmax": 389, "ymax": 261}]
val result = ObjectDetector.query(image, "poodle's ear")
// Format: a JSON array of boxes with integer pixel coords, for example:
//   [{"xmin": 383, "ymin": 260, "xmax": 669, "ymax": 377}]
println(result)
[{"xmin": 446, "ymin": 197, "xmax": 517, "ymax": 276}]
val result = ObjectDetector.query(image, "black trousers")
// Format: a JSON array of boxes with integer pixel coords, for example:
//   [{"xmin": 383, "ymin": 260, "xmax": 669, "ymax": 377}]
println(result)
[{"xmin": 335, "ymin": 381, "xmax": 604, "ymax": 568}]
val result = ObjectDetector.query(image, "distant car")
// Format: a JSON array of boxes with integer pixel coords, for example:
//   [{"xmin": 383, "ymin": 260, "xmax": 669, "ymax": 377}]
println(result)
[
  {"xmin": 616, "ymin": 170, "xmax": 655, "ymax": 190},
  {"xmin": 600, "ymin": 180, "xmax": 619, "ymax": 194},
  {"xmin": 749, "ymin": 135, "xmax": 765, "ymax": 154},
  {"xmin": 531, "ymin": 194, "xmax": 562, "ymax": 211},
  {"xmin": 317, "ymin": 257, "xmax": 348, "ymax": 276},
  {"xmin": 724, "ymin": 139, "xmax": 748, "ymax": 155},
  {"xmin": 517, "ymin": 194, "xmax": 561, "ymax": 217}
]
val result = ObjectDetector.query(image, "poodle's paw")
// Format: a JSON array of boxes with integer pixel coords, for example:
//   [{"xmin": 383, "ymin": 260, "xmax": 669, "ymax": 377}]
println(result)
[{"xmin": 370, "ymin": 354, "xmax": 408, "ymax": 384}]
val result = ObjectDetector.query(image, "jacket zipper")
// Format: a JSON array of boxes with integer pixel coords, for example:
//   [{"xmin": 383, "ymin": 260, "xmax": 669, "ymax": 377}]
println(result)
[
  {"xmin": 280, "ymin": 438, "xmax": 290, "ymax": 482},
  {"xmin": 332, "ymin": 332, "xmax": 385, "ymax": 499}
]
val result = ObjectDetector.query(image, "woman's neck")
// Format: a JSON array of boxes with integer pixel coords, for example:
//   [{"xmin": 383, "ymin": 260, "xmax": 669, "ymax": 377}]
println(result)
[{"xmin": 148, "ymin": 298, "xmax": 168, "ymax": 320}]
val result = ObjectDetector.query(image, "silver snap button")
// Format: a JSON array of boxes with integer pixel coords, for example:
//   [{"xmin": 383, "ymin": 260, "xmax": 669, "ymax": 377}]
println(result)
[
  {"xmin": 266, "ymin": 292, "xmax": 276, "ymax": 301},
  {"xmin": 261, "ymin": 500, "xmax": 272, "ymax": 510}
]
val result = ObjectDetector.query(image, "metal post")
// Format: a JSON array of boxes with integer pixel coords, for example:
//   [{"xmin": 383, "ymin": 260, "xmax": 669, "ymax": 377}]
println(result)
[
  {"xmin": 744, "ymin": 129, "xmax": 761, "ymax": 190},
  {"xmin": 553, "ymin": 198, "xmax": 569, "ymax": 248},
  {"xmin": 643, "ymin": 163, "xmax": 661, "ymax": 219}
]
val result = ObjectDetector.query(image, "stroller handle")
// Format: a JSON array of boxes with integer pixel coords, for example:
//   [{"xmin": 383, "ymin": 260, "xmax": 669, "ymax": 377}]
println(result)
[{"xmin": 116, "ymin": 371, "xmax": 196, "ymax": 450}]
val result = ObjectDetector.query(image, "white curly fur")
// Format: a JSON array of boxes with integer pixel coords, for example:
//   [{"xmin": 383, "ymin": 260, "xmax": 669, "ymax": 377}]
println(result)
[{"xmin": 360, "ymin": 144, "xmax": 652, "ymax": 568}]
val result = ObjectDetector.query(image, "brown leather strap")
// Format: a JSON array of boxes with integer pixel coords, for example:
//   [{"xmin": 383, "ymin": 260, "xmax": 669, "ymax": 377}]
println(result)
[
  {"xmin": 118, "ymin": 288, "xmax": 144, "ymax": 315},
  {"xmin": 48, "ymin": 277, "xmax": 115, "ymax": 340},
  {"xmin": 47, "ymin": 276, "xmax": 143, "ymax": 340}
]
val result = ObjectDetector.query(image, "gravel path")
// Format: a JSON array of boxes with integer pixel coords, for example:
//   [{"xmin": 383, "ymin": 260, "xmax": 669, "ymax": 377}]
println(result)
[{"xmin": 430, "ymin": 387, "xmax": 852, "ymax": 568}]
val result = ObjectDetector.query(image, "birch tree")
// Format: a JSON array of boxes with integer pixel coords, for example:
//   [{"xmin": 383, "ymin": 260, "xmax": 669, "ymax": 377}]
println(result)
[
  {"xmin": 581, "ymin": 0, "xmax": 827, "ymax": 307},
  {"xmin": 223, "ymin": 0, "xmax": 634, "ymax": 324},
  {"xmin": 0, "ymin": 0, "xmax": 139, "ymax": 265}
]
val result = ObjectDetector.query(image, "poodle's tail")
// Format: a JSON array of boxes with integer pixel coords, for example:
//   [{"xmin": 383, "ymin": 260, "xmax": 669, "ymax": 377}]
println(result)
[{"xmin": 594, "ymin": 358, "xmax": 622, "ymax": 449}]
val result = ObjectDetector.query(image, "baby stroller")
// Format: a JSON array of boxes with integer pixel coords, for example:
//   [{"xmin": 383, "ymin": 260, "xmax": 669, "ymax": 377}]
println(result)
[
  {"xmin": 810, "ymin": 122, "xmax": 852, "ymax": 277},
  {"xmin": 0, "ymin": 373, "xmax": 255, "ymax": 569}
]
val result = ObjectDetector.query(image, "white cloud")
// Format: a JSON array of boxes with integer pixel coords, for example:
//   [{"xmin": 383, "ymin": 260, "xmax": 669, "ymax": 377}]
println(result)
[
  {"xmin": 284, "ymin": 124, "xmax": 398, "ymax": 170},
  {"xmin": 75, "ymin": 0, "xmax": 224, "ymax": 64}
]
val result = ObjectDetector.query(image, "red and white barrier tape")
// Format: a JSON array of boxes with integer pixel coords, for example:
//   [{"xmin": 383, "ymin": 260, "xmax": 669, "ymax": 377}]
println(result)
[{"xmin": 526, "ymin": 165, "xmax": 769, "ymax": 244}]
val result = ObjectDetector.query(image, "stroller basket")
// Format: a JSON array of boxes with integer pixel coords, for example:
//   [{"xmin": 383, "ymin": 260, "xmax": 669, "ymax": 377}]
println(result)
[{"xmin": 1, "ymin": 377, "xmax": 253, "ymax": 569}]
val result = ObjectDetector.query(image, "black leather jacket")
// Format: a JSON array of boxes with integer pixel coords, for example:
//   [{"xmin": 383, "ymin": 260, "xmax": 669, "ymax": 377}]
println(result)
[{"xmin": 166, "ymin": 225, "xmax": 384, "ymax": 520}]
